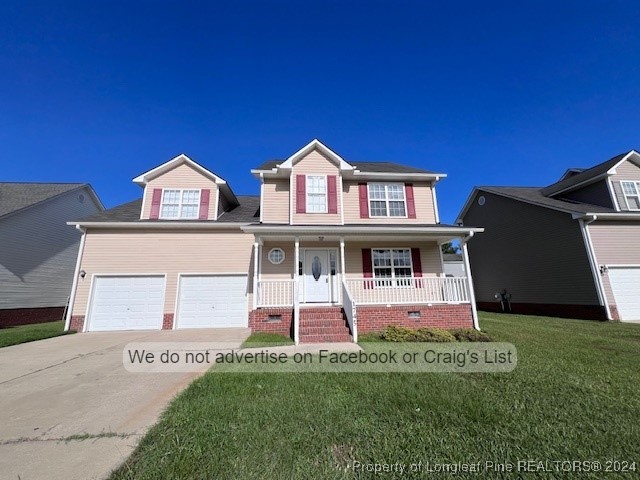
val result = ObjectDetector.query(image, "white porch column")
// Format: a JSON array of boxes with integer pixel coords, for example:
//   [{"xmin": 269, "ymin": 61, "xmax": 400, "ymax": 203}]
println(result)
[
  {"xmin": 252, "ymin": 240, "xmax": 260, "ymax": 310},
  {"xmin": 294, "ymin": 237, "xmax": 300, "ymax": 282},
  {"xmin": 340, "ymin": 237, "xmax": 346, "ymax": 281},
  {"xmin": 461, "ymin": 235, "xmax": 480, "ymax": 330}
]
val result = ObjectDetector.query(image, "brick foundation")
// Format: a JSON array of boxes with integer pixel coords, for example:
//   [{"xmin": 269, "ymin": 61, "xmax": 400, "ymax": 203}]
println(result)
[
  {"xmin": 69, "ymin": 315, "xmax": 85, "ymax": 332},
  {"xmin": 162, "ymin": 313, "xmax": 174, "ymax": 330},
  {"xmin": 249, "ymin": 308, "xmax": 293, "ymax": 336},
  {"xmin": 356, "ymin": 304, "xmax": 474, "ymax": 332},
  {"xmin": 0, "ymin": 307, "xmax": 66, "ymax": 327},
  {"xmin": 477, "ymin": 302, "xmax": 609, "ymax": 321}
]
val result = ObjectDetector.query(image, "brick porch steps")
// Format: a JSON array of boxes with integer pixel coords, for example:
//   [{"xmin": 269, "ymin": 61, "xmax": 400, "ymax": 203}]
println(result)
[{"xmin": 298, "ymin": 307, "xmax": 353, "ymax": 343}]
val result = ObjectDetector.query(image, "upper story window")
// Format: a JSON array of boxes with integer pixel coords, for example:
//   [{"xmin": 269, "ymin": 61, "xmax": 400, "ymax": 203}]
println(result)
[
  {"xmin": 369, "ymin": 183, "xmax": 406, "ymax": 217},
  {"xmin": 621, "ymin": 181, "xmax": 640, "ymax": 210},
  {"xmin": 160, "ymin": 189, "xmax": 201, "ymax": 219},
  {"xmin": 306, "ymin": 175, "xmax": 327, "ymax": 213}
]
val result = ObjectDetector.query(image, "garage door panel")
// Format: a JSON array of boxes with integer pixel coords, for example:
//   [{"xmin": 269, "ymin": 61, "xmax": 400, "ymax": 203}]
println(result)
[
  {"xmin": 87, "ymin": 276, "xmax": 165, "ymax": 331},
  {"xmin": 177, "ymin": 275, "xmax": 248, "ymax": 329},
  {"xmin": 609, "ymin": 268, "xmax": 640, "ymax": 322}
]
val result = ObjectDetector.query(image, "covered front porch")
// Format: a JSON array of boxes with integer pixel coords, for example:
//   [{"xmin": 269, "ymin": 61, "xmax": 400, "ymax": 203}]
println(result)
[{"xmin": 242, "ymin": 225, "xmax": 482, "ymax": 343}]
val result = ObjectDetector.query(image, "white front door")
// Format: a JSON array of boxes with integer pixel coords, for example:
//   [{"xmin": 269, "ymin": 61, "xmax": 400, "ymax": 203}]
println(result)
[{"xmin": 304, "ymin": 249, "xmax": 330, "ymax": 302}]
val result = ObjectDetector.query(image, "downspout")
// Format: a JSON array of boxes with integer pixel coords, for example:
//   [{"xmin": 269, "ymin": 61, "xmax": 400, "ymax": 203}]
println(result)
[
  {"xmin": 64, "ymin": 225, "xmax": 87, "ymax": 331},
  {"xmin": 460, "ymin": 232, "xmax": 480, "ymax": 330},
  {"xmin": 580, "ymin": 215, "xmax": 612, "ymax": 320}
]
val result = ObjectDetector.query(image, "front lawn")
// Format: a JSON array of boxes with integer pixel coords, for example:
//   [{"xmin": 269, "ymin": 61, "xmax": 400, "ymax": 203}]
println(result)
[
  {"xmin": 111, "ymin": 313, "xmax": 640, "ymax": 479},
  {"xmin": 0, "ymin": 320, "xmax": 71, "ymax": 348}
]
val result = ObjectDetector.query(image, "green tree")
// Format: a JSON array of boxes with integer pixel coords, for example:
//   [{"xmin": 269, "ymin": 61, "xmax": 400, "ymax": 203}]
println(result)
[{"xmin": 441, "ymin": 242, "xmax": 460, "ymax": 254}]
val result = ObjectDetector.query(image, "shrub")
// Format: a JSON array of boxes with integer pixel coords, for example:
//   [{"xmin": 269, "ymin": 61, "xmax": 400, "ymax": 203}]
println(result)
[
  {"xmin": 450, "ymin": 328, "xmax": 493, "ymax": 342},
  {"xmin": 380, "ymin": 326, "xmax": 456, "ymax": 342}
]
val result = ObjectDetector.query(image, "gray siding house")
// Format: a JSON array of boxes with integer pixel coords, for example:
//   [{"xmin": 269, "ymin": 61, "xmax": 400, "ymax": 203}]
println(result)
[
  {"xmin": 458, "ymin": 150, "xmax": 640, "ymax": 322},
  {"xmin": 0, "ymin": 183, "xmax": 103, "ymax": 325}
]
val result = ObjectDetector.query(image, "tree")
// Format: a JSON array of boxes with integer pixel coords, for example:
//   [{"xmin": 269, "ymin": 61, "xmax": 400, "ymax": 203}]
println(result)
[{"xmin": 441, "ymin": 241, "xmax": 461, "ymax": 254}]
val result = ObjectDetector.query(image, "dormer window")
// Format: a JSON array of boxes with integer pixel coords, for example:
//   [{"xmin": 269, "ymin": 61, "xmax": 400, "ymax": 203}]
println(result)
[
  {"xmin": 306, "ymin": 176, "xmax": 327, "ymax": 213},
  {"xmin": 621, "ymin": 181, "xmax": 640, "ymax": 210},
  {"xmin": 369, "ymin": 183, "xmax": 406, "ymax": 217},
  {"xmin": 160, "ymin": 189, "xmax": 201, "ymax": 219}
]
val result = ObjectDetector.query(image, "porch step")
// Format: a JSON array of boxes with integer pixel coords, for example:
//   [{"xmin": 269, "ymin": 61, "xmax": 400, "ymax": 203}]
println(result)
[
  {"xmin": 299, "ymin": 333, "xmax": 353, "ymax": 343},
  {"xmin": 298, "ymin": 307, "xmax": 353, "ymax": 343}
]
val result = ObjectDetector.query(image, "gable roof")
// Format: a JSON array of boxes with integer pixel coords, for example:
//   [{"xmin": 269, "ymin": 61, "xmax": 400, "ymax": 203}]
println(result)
[
  {"xmin": 0, "ymin": 182, "xmax": 92, "ymax": 219},
  {"xmin": 253, "ymin": 159, "xmax": 436, "ymax": 175},
  {"xmin": 541, "ymin": 150, "xmax": 639, "ymax": 196},
  {"xmin": 73, "ymin": 196, "xmax": 260, "ymax": 225},
  {"xmin": 132, "ymin": 153, "xmax": 239, "ymax": 206}
]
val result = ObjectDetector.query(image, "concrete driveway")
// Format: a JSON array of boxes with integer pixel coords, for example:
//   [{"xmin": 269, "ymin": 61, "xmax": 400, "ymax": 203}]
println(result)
[{"xmin": 0, "ymin": 328, "xmax": 250, "ymax": 480}]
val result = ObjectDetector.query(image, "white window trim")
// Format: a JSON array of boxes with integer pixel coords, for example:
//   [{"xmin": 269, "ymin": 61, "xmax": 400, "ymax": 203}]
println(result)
[
  {"xmin": 621, "ymin": 181, "xmax": 640, "ymax": 211},
  {"xmin": 371, "ymin": 247, "xmax": 414, "ymax": 288},
  {"xmin": 267, "ymin": 247, "xmax": 286, "ymax": 265},
  {"xmin": 305, "ymin": 174, "xmax": 328, "ymax": 214},
  {"xmin": 367, "ymin": 182, "xmax": 408, "ymax": 218},
  {"xmin": 159, "ymin": 188, "xmax": 202, "ymax": 220}
]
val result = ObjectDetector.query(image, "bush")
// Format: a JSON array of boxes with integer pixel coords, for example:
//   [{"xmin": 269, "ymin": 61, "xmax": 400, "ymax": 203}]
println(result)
[
  {"xmin": 450, "ymin": 328, "xmax": 493, "ymax": 342},
  {"xmin": 380, "ymin": 326, "xmax": 456, "ymax": 342}
]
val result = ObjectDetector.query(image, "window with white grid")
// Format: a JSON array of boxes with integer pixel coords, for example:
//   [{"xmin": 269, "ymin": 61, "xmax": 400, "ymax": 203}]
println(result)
[
  {"xmin": 372, "ymin": 249, "xmax": 413, "ymax": 287},
  {"xmin": 368, "ymin": 183, "xmax": 406, "ymax": 217},
  {"xmin": 306, "ymin": 176, "xmax": 327, "ymax": 213},
  {"xmin": 621, "ymin": 181, "xmax": 640, "ymax": 210},
  {"xmin": 160, "ymin": 189, "xmax": 200, "ymax": 219}
]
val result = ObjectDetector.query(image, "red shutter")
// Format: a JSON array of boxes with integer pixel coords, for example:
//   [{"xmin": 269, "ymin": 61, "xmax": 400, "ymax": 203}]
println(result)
[
  {"xmin": 149, "ymin": 188, "xmax": 162, "ymax": 219},
  {"xmin": 296, "ymin": 175, "xmax": 306, "ymax": 213},
  {"xmin": 327, "ymin": 175, "xmax": 337, "ymax": 214},
  {"xmin": 411, "ymin": 247, "xmax": 423, "ymax": 288},
  {"xmin": 358, "ymin": 183, "xmax": 369, "ymax": 218},
  {"xmin": 405, "ymin": 183, "xmax": 416, "ymax": 218},
  {"xmin": 199, "ymin": 189, "xmax": 210, "ymax": 220},
  {"xmin": 362, "ymin": 249, "xmax": 373, "ymax": 289}
]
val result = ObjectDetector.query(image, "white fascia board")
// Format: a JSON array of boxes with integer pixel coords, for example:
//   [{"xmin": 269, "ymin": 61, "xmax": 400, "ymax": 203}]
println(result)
[
  {"xmin": 605, "ymin": 150, "xmax": 640, "ymax": 175},
  {"xmin": 242, "ymin": 225, "xmax": 484, "ymax": 235},
  {"xmin": 349, "ymin": 171, "xmax": 446, "ymax": 180},
  {"xmin": 279, "ymin": 139, "xmax": 354, "ymax": 171},
  {"xmin": 573, "ymin": 212, "xmax": 640, "ymax": 220},
  {"xmin": 132, "ymin": 154, "xmax": 228, "ymax": 186},
  {"xmin": 67, "ymin": 221, "xmax": 249, "ymax": 229}
]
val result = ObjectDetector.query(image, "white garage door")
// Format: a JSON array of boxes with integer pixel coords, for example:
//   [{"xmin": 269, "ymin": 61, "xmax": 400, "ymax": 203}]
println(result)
[
  {"xmin": 87, "ymin": 276, "xmax": 165, "ymax": 331},
  {"xmin": 609, "ymin": 267, "xmax": 640, "ymax": 322},
  {"xmin": 176, "ymin": 275, "xmax": 248, "ymax": 329}
]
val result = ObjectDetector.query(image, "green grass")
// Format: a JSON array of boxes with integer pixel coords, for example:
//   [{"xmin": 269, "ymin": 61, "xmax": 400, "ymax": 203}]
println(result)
[
  {"xmin": 0, "ymin": 320, "xmax": 72, "ymax": 348},
  {"xmin": 241, "ymin": 332, "xmax": 295, "ymax": 348},
  {"xmin": 111, "ymin": 313, "xmax": 640, "ymax": 479}
]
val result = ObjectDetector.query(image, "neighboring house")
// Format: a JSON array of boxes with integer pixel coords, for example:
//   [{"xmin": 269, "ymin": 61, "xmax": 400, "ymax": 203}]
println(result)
[
  {"xmin": 458, "ymin": 150, "xmax": 640, "ymax": 322},
  {"xmin": 65, "ymin": 140, "xmax": 482, "ymax": 342},
  {"xmin": 0, "ymin": 183, "xmax": 103, "ymax": 326},
  {"xmin": 443, "ymin": 253, "xmax": 465, "ymax": 277}
]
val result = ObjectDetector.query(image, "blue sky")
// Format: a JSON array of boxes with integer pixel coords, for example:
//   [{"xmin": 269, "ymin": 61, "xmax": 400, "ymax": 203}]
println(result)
[{"xmin": 1, "ymin": 1, "xmax": 639, "ymax": 223}]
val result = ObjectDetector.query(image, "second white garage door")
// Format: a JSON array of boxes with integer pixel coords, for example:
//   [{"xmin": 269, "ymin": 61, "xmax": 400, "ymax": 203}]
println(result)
[
  {"xmin": 609, "ymin": 267, "xmax": 640, "ymax": 322},
  {"xmin": 176, "ymin": 275, "xmax": 248, "ymax": 328}
]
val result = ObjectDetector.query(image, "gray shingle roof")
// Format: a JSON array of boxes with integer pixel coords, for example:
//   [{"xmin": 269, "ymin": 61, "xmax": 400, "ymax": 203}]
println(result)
[
  {"xmin": 478, "ymin": 186, "xmax": 615, "ymax": 214},
  {"xmin": 253, "ymin": 160, "xmax": 435, "ymax": 174},
  {"xmin": 0, "ymin": 182, "xmax": 87, "ymax": 219},
  {"xmin": 77, "ymin": 196, "xmax": 260, "ymax": 223},
  {"xmin": 540, "ymin": 152, "xmax": 630, "ymax": 196}
]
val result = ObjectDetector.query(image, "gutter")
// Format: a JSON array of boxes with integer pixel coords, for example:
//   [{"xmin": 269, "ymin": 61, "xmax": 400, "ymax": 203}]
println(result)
[
  {"xmin": 460, "ymin": 232, "xmax": 480, "ymax": 331},
  {"xmin": 64, "ymin": 225, "xmax": 87, "ymax": 331},
  {"xmin": 579, "ymin": 215, "xmax": 612, "ymax": 320},
  {"xmin": 67, "ymin": 221, "xmax": 250, "ymax": 229},
  {"xmin": 241, "ymin": 225, "xmax": 484, "ymax": 235}
]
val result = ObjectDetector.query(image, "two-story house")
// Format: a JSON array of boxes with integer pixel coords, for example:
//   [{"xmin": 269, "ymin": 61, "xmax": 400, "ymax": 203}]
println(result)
[
  {"xmin": 65, "ymin": 140, "xmax": 482, "ymax": 342},
  {"xmin": 458, "ymin": 150, "xmax": 640, "ymax": 322}
]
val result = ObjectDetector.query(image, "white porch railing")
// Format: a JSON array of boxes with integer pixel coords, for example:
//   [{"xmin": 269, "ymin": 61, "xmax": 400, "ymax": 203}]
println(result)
[
  {"xmin": 345, "ymin": 276, "xmax": 470, "ymax": 305},
  {"xmin": 257, "ymin": 280, "xmax": 295, "ymax": 307},
  {"xmin": 293, "ymin": 280, "xmax": 300, "ymax": 344},
  {"xmin": 341, "ymin": 279, "xmax": 358, "ymax": 342}
]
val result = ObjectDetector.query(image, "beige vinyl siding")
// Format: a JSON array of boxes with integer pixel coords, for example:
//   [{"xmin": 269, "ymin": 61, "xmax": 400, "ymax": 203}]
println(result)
[
  {"xmin": 462, "ymin": 192, "xmax": 599, "ymax": 305},
  {"xmin": 72, "ymin": 229, "xmax": 254, "ymax": 316},
  {"xmin": 291, "ymin": 150, "xmax": 342, "ymax": 224},
  {"xmin": 142, "ymin": 163, "xmax": 219, "ymax": 219},
  {"xmin": 261, "ymin": 179, "xmax": 289, "ymax": 223},
  {"xmin": 559, "ymin": 180, "xmax": 614, "ymax": 209},
  {"xmin": 0, "ymin": 187, "xmax": 102, "ymax": 309},
  {"xmin": 610, "ymin": 160, "xmax": 640, "ymax": 211},
  {"xmin": 261, "ymin": 242, "xmax": 295, "ymax": 279},
  {"xmin": 342, "ymin": 181, "xmax": 437, "ymax": 224},
  {"xmin": 588, "ymin": 221, "xmax": 640, "ymax": 306}
]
